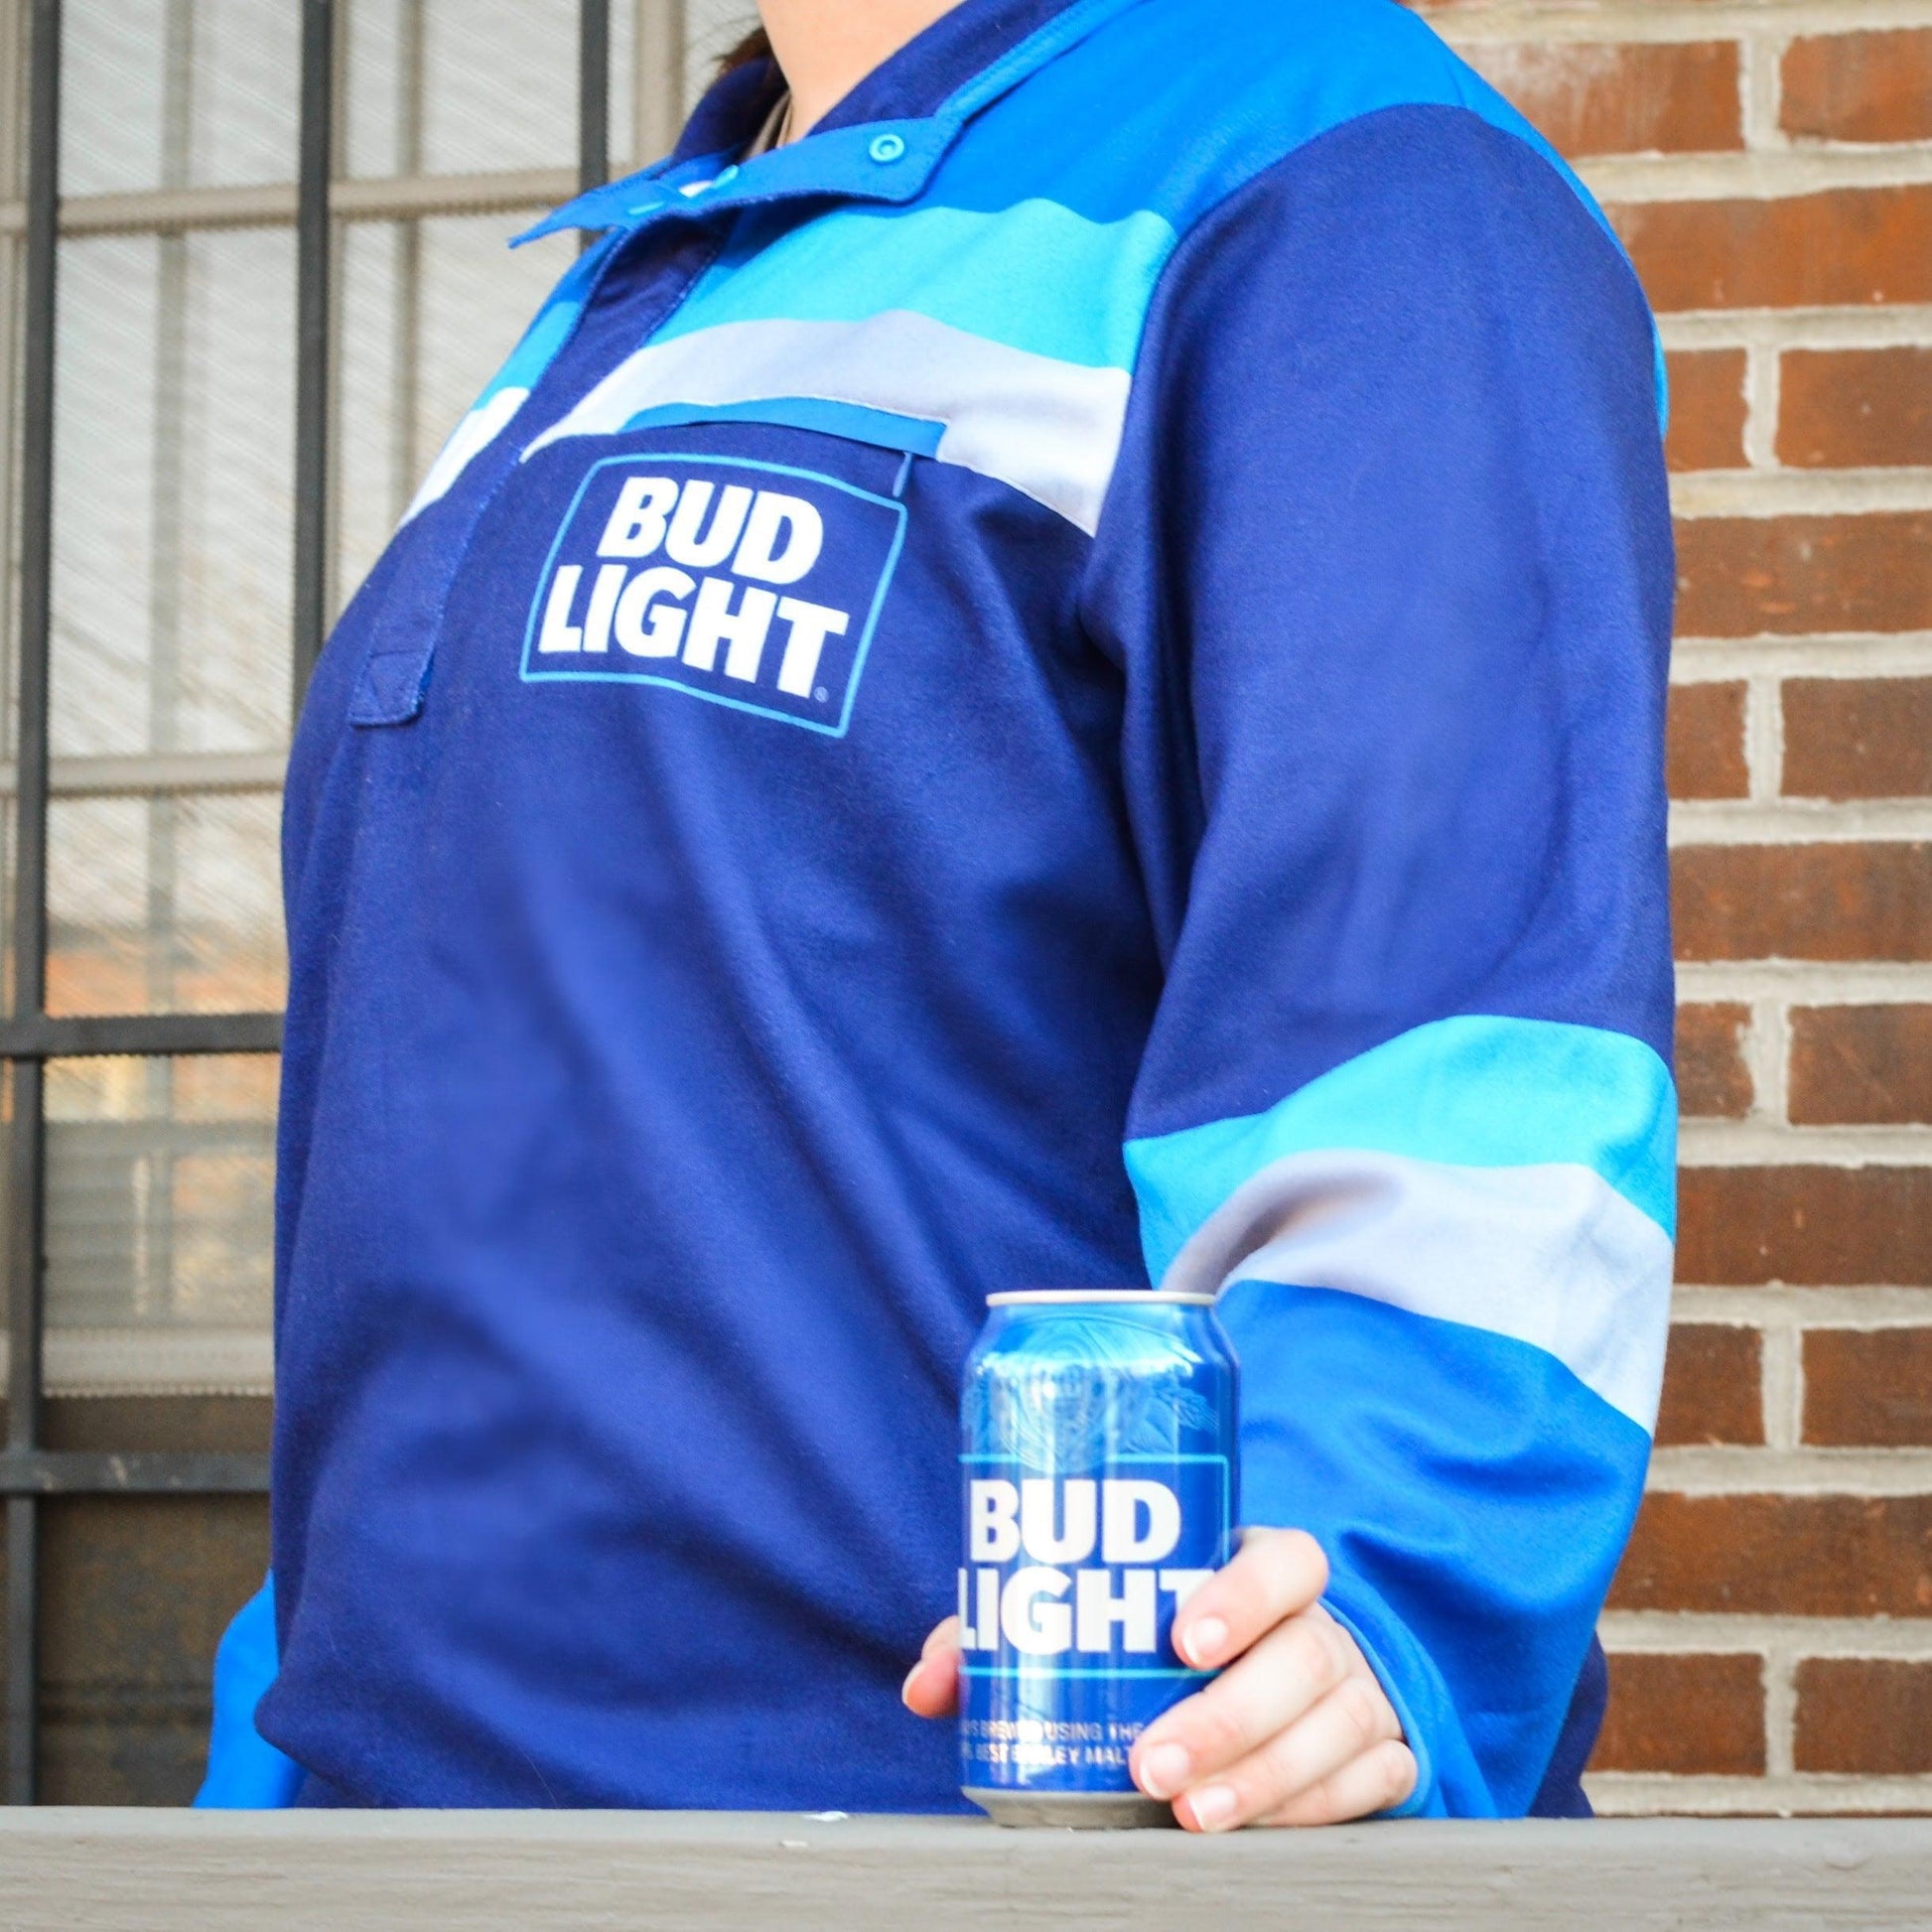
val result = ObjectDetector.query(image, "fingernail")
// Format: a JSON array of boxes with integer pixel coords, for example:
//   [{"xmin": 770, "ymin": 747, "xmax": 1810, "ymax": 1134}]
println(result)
[
  {"xmin": 900, "ymin": 1661, "xmax": 924, "ymax": 1707},
  {"xmin": 1185, "ymin": 1784, "xmax": 1237, "ymax": 1832},
  {"xmin": 1180, "ymin": 1616, "xmax": 1228, "ymax": 1668},
  {"xmin": 1137, "ymin": 1741, "xmax": 1191, "ymax": 1800}
]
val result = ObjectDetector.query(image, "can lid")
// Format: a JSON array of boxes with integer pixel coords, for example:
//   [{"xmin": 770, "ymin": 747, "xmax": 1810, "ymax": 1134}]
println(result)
[{"xmin": 985, "ymin": 1289, "xmax": 1218, "ymax": 1309}]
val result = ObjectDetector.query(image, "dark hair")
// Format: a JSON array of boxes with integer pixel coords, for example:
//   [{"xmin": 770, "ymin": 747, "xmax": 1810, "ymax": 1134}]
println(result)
[{"xmin": 720, "ymin": 26, "xmax": 772, "ymax": 73}]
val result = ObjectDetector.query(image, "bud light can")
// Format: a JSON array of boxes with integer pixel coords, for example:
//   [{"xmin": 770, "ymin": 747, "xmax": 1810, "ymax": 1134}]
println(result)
[{"xmin": 958, "ymin": 1290, "xmax": 1239, "ymax": 1826}]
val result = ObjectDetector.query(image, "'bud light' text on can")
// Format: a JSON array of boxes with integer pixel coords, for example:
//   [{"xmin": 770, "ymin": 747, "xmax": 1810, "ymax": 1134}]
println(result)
[{"xmin": 959, "ymin": 1290, "xmax": 1239, "ymax": 1827}]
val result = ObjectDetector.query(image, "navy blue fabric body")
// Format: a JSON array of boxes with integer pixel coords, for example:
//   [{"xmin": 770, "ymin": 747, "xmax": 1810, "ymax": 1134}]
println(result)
[{"xmin": 256, "ymin": 0, "xmax": 1670, "ymax": 1814}]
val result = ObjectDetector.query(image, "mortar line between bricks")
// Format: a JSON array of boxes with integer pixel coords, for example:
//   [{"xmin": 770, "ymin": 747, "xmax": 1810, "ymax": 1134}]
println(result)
[
  {"xmin": 1742, "ymin": 675, "xmax": 1782, "ymax": 801},
  {"xmin": 1423, "ymin": 4, "xmax": 1932, "ymax": 44},
  {"xmin": 1745, "ymin": 990, "xmax": 1789, "ymax": 1126},
  {"xmin": 1673, "ymin": 633, "xmax": 1932, "ymax": 680},
  {"xmin": 1661, "ymin": 309, "xmax": 1932, "ymax": 351},
  {"xmin": 1759, "ymin": 1315, "xmax": 1803, "ymax": 1452},
  {"xmin": 1676, "ymin": 963, "xmax": 1932, "ymax": 1005},
  {"xmin": 1670, "ymin": 467, "xmax": 1932, "ymax": 516},
  {"xmin": 1586, "ymin": 145, "xmax": 1932, "ymax": 202},
  {"xmin": 1742, "ymin": 340, "xmax": 1781, "ymax": 470},
  {"xmin": 1668, "ymin": 797, "xmax": 1932, "ymax": 842},
  {"xmin": 1781, "ymin": 1297, "xmax": 1807, "ymax": 1453},
  {"xmin": 1677, "ymin": 1118, "xmax": 1932, "ymax": 1163},
  {"xmin": 1673, "ymin": 1287, "xmax": 1932, "ymax": 1322},
  {"xmin": 1646, "ymin": 1445, "xmax": 1932, "ymax": 1492},
  {"xmin": 1764, "ymin": 1636, "xmax": 1799, "ymax": 1780},
  {"xmin": 1742, "ymin": 31, "xmax": 1788, "ymax": 157},
  {"xmin": 1600, "ymin": 1612, "xmax": 1932, "ymax": 1658},
  {"xmin": 1585, "ymin": 1771, "xmax": 1932, "ymax": 1817}
]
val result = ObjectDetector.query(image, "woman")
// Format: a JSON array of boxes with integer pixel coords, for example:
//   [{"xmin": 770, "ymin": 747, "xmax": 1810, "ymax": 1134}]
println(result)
[{"xmin": 199, "ymin": 0, "xmax": 1675, "ymax": 1825}]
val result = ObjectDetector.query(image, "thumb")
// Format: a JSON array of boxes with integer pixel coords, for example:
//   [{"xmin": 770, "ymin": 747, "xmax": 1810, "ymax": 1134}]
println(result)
[{"xmin": 902, "ymin": 1616, "xmax": 963, "ymax": 1719}]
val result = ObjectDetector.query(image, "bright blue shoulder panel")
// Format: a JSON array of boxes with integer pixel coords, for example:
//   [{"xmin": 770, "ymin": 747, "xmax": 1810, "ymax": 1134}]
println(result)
[
  {"xmin": 649, "ymin": 0, "xmax": 1664, "ymax": 417},
  {"xmin": 934, "ymin": 0, "xmax": 1615, "ymax": 243},
  {"xmin": 1126, "ymin": 1016, "xmax": 1677, "ymax": 1283},
  {"xmin": 928, "ymin": 0, "xmax": 1661, "ymax": 412}
]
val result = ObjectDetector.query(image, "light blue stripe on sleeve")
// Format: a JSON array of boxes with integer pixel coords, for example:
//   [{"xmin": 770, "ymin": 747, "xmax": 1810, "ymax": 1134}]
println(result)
[
  {"xmin": 1127, "ymin": 1015, "xmax": 1676, "ymax": 1284},
  {"xmin": 1173, "ymin": 1145, "xmax": 1672, "ymax": 1430},
  {"xmin": 660, "ymin": 201, "xmax": 1177, "ymax": 371},
  {"xmin": 1126, "ymin": 1018, "xmax": 1677, "ymax": 1432}
]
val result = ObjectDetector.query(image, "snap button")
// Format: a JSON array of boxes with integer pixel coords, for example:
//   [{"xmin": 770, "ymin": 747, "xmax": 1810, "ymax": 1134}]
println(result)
[{"xmin": 868, "ymin": 132, "xmax": 907, "ymax": 165}]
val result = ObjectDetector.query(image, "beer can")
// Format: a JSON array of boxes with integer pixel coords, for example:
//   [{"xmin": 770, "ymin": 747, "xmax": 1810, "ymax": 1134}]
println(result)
[{"xmin": 958, "ymin": 1290, "xmax": 1239, "ymax": 1827}]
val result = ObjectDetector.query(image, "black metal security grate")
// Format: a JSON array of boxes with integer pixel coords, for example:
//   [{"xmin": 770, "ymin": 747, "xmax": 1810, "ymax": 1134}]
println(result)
[{"xmin": 0, "ymin": 0, "xmax": 624, "ymax": 1805}]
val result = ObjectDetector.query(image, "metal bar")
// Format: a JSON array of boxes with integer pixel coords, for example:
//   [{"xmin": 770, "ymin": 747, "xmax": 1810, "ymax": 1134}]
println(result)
[
  {"xmin": 0, "ymin": 749, "xmax": 288, "ymax": 799},
  {"xmin": 579, "ymin": 0, "xmax": 612, "ymax": 201},
  {"xmin": 3, "ymin": 1489, "xmax": 33, "ymax": 1803},
  {"xmin": 388, "ymin": 0, "xmax": 425, "ymax": 525},
  {"xmin": 14, "ymin": 13, "xmax": 58, "ymax": 1031},
  {"xmin": 0, "ymin": 1452, "xmax": 272, "ymax": 1496},
  {"xmin": 16, "ymin": 1326, "xmax": 274, "ymax": 1401},
  {"xmin": 330, "ymin": 167, "xmax": 569, "ymax": 222},
  {"xmin": 291, "ymin": 0, "xmax": 334, "ymax": 707},
  {"xmin": 633, "ymin": 0, "xmax": 687, "ymax": 165},
  {"xmin": 0, "ymin": 167, "xmax": 580, "ymax": 238},
  {"xmin": 8, "ymin": 0, "xmax": 62, "ymax": 1812},
  {"xmin": 0, "ymin": 0, "xmax": 26, "ymax": 804},
  {"xmin": 141, "ymin": 0, "xmax": 199, "ymax": 1322},
  {"xmin": 39, "ymin": 1117, "xmax": 267, "ymax": 1157},
  {"xmin": 0, "ymin": 1013, "xmax": 283, "ymax": 1061}
]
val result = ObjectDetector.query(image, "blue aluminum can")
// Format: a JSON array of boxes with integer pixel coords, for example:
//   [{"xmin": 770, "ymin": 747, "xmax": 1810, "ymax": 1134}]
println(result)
[{"xmin": 958, "ymin": 1290, "xmax": 1239, "ymax": 1826}]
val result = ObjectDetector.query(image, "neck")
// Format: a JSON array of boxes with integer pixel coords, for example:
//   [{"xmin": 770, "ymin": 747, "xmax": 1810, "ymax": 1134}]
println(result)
[{"xmin": 757, "ymin": 0, "xmax": 962, "ymax": 138}]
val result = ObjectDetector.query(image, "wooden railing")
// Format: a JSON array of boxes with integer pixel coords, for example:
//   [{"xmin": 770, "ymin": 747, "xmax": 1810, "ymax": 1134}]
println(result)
[{"xmin": 2, "ymin": 1809, "xmax": 1930, "ymax": 1929}]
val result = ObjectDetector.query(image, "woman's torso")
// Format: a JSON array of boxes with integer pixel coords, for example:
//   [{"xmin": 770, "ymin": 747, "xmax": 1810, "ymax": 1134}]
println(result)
[{"xmin": 260, "ymin": 0, "xmax": 1621, "ymax": 1808}]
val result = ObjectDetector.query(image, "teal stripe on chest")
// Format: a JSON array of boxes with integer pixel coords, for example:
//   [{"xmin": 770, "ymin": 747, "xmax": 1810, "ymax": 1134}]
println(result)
[{"xmin": 661, "ymin": 199, "xmax": 1177, "ymax": 373}]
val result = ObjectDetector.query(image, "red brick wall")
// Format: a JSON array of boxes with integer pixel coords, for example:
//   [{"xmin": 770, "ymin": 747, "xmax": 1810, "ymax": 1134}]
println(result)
[{"xmin": 1415, "ymin": 1, "xmax": 1932, "ymax": 1817}]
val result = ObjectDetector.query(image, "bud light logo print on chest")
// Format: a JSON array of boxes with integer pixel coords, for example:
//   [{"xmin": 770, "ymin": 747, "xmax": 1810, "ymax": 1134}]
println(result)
[{"xmin": 521, "ymin": 453, "xmax": 906, "ymax": 735}]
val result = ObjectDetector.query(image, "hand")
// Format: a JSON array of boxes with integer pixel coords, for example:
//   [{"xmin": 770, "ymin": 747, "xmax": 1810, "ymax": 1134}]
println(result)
[
  {"xmin": 1127, "ymin": 1528, "xmax": 1415, "ymax": 1828},
  {"xmin": 901, "ymin": 1528, "xmax": 1416, "ymax": 1830}
]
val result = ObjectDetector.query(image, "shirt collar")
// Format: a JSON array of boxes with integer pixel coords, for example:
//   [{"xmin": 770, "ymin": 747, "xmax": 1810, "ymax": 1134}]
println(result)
[{"xmin": 515, "ymin": 0, "xmax": 1144, "ymax": 245}]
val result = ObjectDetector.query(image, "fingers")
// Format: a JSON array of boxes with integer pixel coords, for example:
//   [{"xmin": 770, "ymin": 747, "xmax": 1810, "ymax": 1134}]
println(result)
[
  {"xmin": 901, "ymin": 1615, "xmax": 962, "ymax": 1719},
  {"xmin": 1131, "ymin": 1602, "xmax": 1353, "ymax": 1801},
  {"xmin": 1171, "ymin": 1668, "xmax": 1408, "ymax": 1833},
  {"xmin": 1258, "ymin": 1739, "xmax": 1419, "ymax": 1828},
  {"xmin": 1170, "ymin": 1528, "xmax": 1327, "ymax": 1672}
]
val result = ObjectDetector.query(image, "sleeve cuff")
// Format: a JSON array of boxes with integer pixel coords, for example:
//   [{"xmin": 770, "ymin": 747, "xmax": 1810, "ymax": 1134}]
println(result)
[
  {"xmin": 1319, "ymin": 1582, "xmax": 1449, "ymax": 1820},
  {"xmin": 194, "ymin": 1572, "xmax": 306, "ymax": 1809}
]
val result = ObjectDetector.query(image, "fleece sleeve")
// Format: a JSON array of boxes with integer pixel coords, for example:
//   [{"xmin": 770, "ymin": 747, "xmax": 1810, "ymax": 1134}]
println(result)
[{"xmin": 1079, "ymin": 103, "xmax": 1677, "ymax": 1819}]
